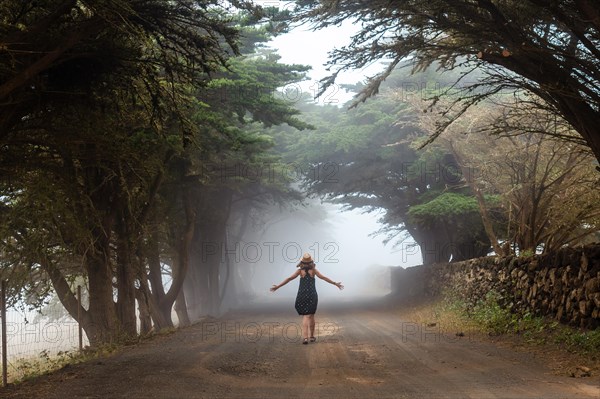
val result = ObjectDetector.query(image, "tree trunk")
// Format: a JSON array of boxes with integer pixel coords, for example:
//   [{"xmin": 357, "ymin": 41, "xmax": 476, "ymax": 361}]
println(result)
[
  {"xmin": 171, "ymin": 185, "xmax": 196, "ymax": 325},
  {"xmin": 556, "ymin": 96, "xmax": 600, "ymax": 167},
  {"xmin": 43, "ymin": 253, "xmax": 120, "ymax": 346},
  {"xmin": 488, "ymin": 52, "xmax": 600, "ymax": 166},
  {"xmin": 134, "ymin": 287, "xmax": 153, "ymax": 335},
  {"xmin": 137, "ymin": 229, "xmax": 175, "ymax": 329},
  {"xmin": 115, "ymin": 216, "xmax": 137, "ymax": 337},
  {"xmin": 141, "ymin": 272, "xmax": 172, "ymax": 329},
  {"xmin": 219, "ymin": 226, "xmax": 232, "ymax": 309},
  {"xmin": 407, "ymin": 225, "xmax": 452, "ymax": 265},
  {"xmin": 182, "ymin": 260, "xmax": 205, "ymax": 320},
  {"xmin": 86, "ymin": 255, "xmax": 120, "ymax": 345},
  {"xmin": 40, "ymin": 255, "xmax": 93, "ymax": 341},
  {"xmin": 136, "ymin": 240, "xmax": 171, "ymax": 331},
  {"xmin": 175, "ymin": 288, "xmax": 191, "ymax": 327},
  {"xmin": 189, "ymin": 218, "xmax": 227, "ymax": 316},
  {"xmin": 147, "ymin": 231, "xmax": 166, "ymax": 298},
  {"xmin": 448, "ymin": 143, "xmax": 506, "ymax": 257},
  {"xmin": 473, "ymin": 188, "xmax": 506, "ymax": 256}
]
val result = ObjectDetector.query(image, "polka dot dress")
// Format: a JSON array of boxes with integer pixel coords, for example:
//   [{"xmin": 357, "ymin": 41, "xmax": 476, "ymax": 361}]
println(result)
[{"xmin": 295, "ymin": 267, "xmax": 318, "ymax": 315}]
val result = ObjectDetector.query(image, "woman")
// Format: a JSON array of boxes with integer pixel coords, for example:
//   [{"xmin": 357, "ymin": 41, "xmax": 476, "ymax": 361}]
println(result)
[{"xmin": 270, "ymin": 253, "xmax": 344, "ymax": 344}]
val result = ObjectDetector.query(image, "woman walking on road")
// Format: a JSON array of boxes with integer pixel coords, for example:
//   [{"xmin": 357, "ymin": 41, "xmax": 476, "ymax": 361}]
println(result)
[{"xmin": 270, "ymin": 253, "xmax": 344, "ymax": 344}]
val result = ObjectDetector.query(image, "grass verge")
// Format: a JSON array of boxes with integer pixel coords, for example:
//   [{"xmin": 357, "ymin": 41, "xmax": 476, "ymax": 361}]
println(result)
[
  {"xmin": 7, "ymin": 344, "xmax": 118, "ymax": 384},
  {"xmin": 5, "ymin": 327, "xmax": 179, "ymax": 385},
  {"xmin": 394, "ymin": 291, "xmax": 599, "ymax": 375}
]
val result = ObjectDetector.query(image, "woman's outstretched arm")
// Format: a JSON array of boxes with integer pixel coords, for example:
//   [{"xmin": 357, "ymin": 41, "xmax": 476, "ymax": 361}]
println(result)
[
  {"xmin": 314, "ymin": 269, "xmax": 344, "ymax": 290},
  {"xmin": 270, "ymin": 270, "xmax": 301, "ymax": 292}
]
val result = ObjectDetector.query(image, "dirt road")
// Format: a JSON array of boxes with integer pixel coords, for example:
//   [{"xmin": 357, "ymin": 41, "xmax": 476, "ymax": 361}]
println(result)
[{"xmin": 3, "ymin": 299, "xmax": 599, "ymax": 399}]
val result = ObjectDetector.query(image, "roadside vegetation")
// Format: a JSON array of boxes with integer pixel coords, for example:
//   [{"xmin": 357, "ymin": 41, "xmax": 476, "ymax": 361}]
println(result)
[
  {"xmin": 398, "ymin": 292, "xmax": 600, "ymax": 375},
  {"xmin": 6, "ymin": 327, "xmax": 179, "ymax": 384}
]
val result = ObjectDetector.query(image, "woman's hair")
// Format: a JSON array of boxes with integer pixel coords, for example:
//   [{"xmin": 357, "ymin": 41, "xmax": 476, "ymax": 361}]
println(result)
[{"xmin": 297, "ymin": 261, "xmax": 315, "ymax": 269}]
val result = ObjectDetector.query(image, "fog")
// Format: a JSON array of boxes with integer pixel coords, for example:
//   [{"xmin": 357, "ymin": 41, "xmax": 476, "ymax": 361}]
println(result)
[
  {"xmin": 221, "ymin": 23, "xmax": 415, "ymax": 311},
  {"xmin": 225, "ymin": 199, "xmax": 422, "ymax": 312}
]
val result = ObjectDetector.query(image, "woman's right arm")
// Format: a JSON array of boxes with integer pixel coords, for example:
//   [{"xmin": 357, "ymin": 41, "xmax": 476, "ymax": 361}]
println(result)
[{"xmin": 270, "ymin": 270, "xmax": 301, "ymax": 292}]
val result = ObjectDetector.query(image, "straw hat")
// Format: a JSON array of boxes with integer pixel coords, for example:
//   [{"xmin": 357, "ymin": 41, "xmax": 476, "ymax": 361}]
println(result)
[{"xmin": 300, "ymin": 253, "xmax": 313, "ymax": 264}]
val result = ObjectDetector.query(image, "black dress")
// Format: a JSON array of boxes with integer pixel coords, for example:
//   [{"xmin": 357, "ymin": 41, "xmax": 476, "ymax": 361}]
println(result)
[{"xmin": 295, "ymin": 267, "xmax": 318, "ymax": 315}]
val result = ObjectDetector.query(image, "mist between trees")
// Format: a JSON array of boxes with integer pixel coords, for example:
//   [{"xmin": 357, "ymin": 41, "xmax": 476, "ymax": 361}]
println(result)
[{"xmin": 0, "ymin": 0, "xmax": 599, "ymax": 353}]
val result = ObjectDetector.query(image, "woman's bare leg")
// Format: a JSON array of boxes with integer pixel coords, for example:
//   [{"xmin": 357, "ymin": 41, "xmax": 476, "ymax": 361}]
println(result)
[
  {"xmin": 309, "ymin": 314, "xmax": 316, "ymax": 338},
  {"xmin": 302, "ymin": 315, "xmax": 310, "ymax": 340}
]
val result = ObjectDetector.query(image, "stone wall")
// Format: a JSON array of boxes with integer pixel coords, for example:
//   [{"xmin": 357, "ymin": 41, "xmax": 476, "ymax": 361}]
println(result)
[{"xmin": 391, "ymin": 244, "xmax": 600, "ymax": 329}]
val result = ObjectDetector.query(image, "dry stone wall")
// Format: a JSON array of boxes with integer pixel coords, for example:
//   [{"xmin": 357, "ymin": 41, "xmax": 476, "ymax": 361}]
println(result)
[{"xmin": 391, "ymin": 244, "xmax": 600, "ymax": 329}]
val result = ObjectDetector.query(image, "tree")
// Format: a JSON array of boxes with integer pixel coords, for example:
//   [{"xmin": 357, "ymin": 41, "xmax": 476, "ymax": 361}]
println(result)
[
  {"xmin": 407, "ymin": 192, "xmax": 495, "ymax": 260},
  {"xmin": 0, "ymin": 94, "xmax": 178, "ymax": 343},
  {"xmin": 412, "ymin": 93, "xmax": 600, "ymax": 254},
  {"xmin": 0, "ymin": 2, "xmax": 281, "ymax": 344},
  {"xmin": 271, "ymin": 86, "xmax": 492, "ymax": 265},
  {"xmin": 177, "ymin": 46, "xmax": 311, "ymax": 318},
  {"xmin": 0, "ymin": 0, "xmax": 253, "ymax": 159},
  {"xmin": 293, "ymin": 0, "xmax": 600, "ymax": 165}
]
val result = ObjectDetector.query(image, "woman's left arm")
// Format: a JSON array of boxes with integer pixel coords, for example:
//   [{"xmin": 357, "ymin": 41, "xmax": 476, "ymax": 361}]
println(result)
[{"xmin": 315, "ymin": 269, "xmax": 344, "ymax": 290}]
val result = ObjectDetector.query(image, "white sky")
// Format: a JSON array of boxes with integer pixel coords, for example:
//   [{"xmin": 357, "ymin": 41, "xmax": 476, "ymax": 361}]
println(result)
[{"xmin": 268, "ymin": 20, "xmax": 387, "ymax": 105}]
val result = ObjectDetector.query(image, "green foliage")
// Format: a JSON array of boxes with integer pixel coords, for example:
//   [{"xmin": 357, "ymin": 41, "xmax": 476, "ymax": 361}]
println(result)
[
  {"xmin": 0, "ymin": 3, "xmax": 312, "ymax": 343},
  {"xmin": 554, "ymin": 327, "xmax": 600, "ymax": 356},
  {"xmin": 518, "ymin": 249, "xmax": 535, "ymax": 258},
  {"xmin": 408, "ymin": 192, "xmax": 479, "ymax": 224},
  {"xmin": 470, "ymin": 291, "xmax": 519, "ymax": 335},
  {"xmin": 443, "ymin": 291, "xmax": 600, "ymax": 356},
  {"xmin": 11, "ymin": 350, "xmax": 81, "ymax": 383},
  {"xmin": 8, "ymin": 338, "xmax": 133, "ymax": 384}
]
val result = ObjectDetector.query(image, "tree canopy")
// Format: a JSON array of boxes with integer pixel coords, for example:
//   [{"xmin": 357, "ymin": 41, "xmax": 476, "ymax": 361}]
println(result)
[
  {"xmin": 0, "ymin": 0, "xmax": 250, "ymax": 142},
  {"xmin": 293, "ymin": 0, "xmax": 600, "ymax": 165},
  {"xmin": 271, "ymin": 78, "xmax": 493, "ymax": 265},
  {"xmin": 0, "ymin": 2, "xmax": 311, "ymax": 345},
  {"xmin": 2, "ymin": 1, "xmax": 599, "ymax": 348},
  {"xmin": 270, "ymin": 62, "xmax": 600, "ymax": 264}
]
